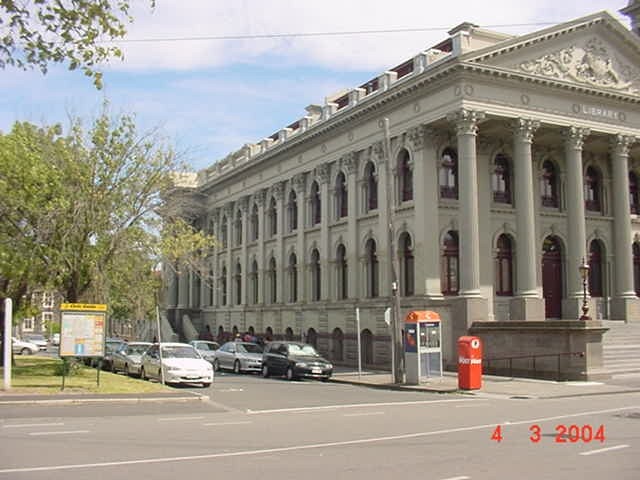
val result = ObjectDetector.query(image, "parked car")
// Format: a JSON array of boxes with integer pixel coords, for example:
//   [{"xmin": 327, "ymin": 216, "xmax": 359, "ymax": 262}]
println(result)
[
  {"xmin": 213, "ymin": 341, "xmax": 263, "ymax": 373},
  {"xmin": 262, "ymin": 342, "xmax": 332, "ymax": 381},
  {"xmin": 51, "ymin": 333, "xmax": 60, "ymax": 346},
  {"xmin": 140, "ymin": 342, "xmax": 213, "ymax": 387},
  {"xmin": 100, "ymin": 338, "xmax": 127, "ymax": 370},
  {"xmin": 189, "ymin": 340, "xmax": 220, "ymax": 365},
  {"xmin": 12, "ymin": 337, "xmax": 39, "ymax": 355},
  {"xmin": 23, "ymin": 333, "xmax": 48, "ymax": 351},
  {"xmin": 111, "ymin": 342, "xmax": 152, "ymax": 376}
]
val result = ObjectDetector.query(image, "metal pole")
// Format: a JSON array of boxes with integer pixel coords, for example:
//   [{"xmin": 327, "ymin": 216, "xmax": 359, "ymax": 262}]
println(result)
[
  {"xmin": 156, "ymin": 305, "xmax": 165, "ymax": 385},
  {"xmin": 383, "ymin": 118, "xmax": 404, "ymax": 384},
  {"xmin": 3, "ymin": 299, "xmax": 12, "ymax": 390},
  {"xmin": 356, "ymin": 307, "xmax": 362, "ymax": 379}
]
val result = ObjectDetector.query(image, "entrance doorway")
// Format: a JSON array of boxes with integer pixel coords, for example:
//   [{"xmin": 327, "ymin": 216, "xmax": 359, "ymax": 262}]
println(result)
[{"xmin": 542, "ymin": 236, "xmax": 563, "ymax": 318}]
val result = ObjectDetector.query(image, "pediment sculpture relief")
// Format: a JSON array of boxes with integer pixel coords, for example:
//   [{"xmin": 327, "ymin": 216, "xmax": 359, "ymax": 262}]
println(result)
[{"xmin": 517, "ymin": 38, "xmax": 639, "ymax": 94}]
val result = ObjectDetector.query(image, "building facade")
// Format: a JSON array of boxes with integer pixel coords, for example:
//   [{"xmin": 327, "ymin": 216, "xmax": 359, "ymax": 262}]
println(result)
[{"xmin": 165, "ymin": 8, "xmax": 640, "ymax": 377}]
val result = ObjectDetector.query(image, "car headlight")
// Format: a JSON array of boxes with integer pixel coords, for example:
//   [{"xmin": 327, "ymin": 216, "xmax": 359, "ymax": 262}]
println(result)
[
  {"xmin": 326, "ymin": 363, "xmax": 333, "ymax": 369},
  {"xmin": 297, "ymin": 362, "xmax": 307, "ymax": 368}
]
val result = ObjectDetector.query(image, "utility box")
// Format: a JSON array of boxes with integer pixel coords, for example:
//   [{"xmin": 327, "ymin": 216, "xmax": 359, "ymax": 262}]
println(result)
[
  {"xmin": 458, "ymin": 336, "xmax": 482, "ymax": 390},
  {"xmin": 404, "ymin": 311, "xmax": 443, "ymax": 385}
]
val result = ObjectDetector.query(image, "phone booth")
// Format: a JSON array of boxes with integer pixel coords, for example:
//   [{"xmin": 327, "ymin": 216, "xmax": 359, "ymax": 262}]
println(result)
[{"xmin": 404, "ymin": 310, "xmax": 443, "ymax": 385}]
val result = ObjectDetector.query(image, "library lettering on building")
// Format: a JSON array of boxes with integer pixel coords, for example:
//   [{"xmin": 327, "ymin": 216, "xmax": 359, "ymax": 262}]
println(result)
[{"xmin": 164, "ymin": 2, "xmax": 640, "ymax": 380}]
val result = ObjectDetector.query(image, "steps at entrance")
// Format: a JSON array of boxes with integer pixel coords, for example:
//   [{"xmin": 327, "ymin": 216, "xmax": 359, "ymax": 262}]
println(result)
[{"xmin": 602, "ymin": 321, "xmax": 640, "ymax": 376}]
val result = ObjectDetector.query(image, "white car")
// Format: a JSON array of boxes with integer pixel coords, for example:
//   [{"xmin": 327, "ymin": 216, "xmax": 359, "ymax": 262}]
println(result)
[
  {"xmin": 140, "ymin": 342, "xmax": 213, "ymax": 387},
  {"xmin": 23, "ymin": 333, "xmax": 48, "ymax": 350},
  {"xmin": 12, "ymin": 337, "xmax": 39, "ymax": 355}
]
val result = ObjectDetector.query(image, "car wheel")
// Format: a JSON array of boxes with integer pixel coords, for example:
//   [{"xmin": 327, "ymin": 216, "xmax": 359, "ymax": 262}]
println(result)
[
  {"xmin": 201, "ymin": 382, "xmax": 211, "ymax": 388},
  {"xmin": 213, "ymin": 359, "xmax": 220, "ymax": 372},
  {"xmin": 140, "ymin": 367, "xmax": 147, "ymax": 380},
  {"xmin": 111, "ymin": 362, "xmax": 117, "ymax": 374},
  {"xmin": 233, "ymin": 360, "xmax": 241, "ymax": 374},
  {"xmin": 262, "ymin": 364, "xmax": 270, "ymax": 378},
  {"xmin": 20, "ymin": 347, "xmax": 32, "ymax": 356},
  {"xmin": 124, "ymin": 364, "xmax": 130, "ymax": 376},
  {"xmin": 286, "ymin": 366, "xmax": 295, "ymax": 381}
]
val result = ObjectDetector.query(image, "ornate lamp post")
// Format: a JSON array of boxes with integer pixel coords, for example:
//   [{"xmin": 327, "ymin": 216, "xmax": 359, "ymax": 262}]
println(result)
[{"xmin": 579, "ymin": 257, "xmax": 591, "ymax": 320}]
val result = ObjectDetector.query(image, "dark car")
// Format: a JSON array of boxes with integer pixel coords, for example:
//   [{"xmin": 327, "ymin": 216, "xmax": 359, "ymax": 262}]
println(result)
[{"xmin": 262, "ymin": 341, "xmax": 332, "ymax": 381}]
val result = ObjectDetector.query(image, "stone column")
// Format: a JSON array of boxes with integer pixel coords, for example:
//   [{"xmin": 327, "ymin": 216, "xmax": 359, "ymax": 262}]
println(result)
[
  {"xmin": 343, "ymin": 152, "xmax": 359, "ymax": 299},
  {"xmin": 610, "ymin": 135, "xmax": 640, "ymax": 320},
  {"xmin": 256, "ymin": 190, "xmax": 266, "ymax": 304},
  {"xmin": 294, "ymin": 173, "xmax": 307, "ymax": 302},
  {"xmin": 225, "ymin": 203, "xmax": 233, "ymax": 306},
  {"xmin": 177, "ymin": 263, "xmax": 189, "ymax": 308},
  {"xmin": 373, "ymin": 141, "xmax": 391, "ymax": 295},
  {"xmin": 562, "ymin": 127, "xmax": 591, "ymax": 318},
  {"xmin": 447, "ymin": 109, "xmax": 484, "ymax": 297},
  {"xmin": 318, "ymin": 163, "xmax": 331, "ymax": 300},
  {"xmin": 274, "ymin": 182, "xmax": 286, "ymax": 303},
  {"xmin": 239, "ymin": 196, "xmax": 249, "ymax": 305},
  {"xmin": 510, "ymin": 118, "xmax": 545, "ymax": 320}
]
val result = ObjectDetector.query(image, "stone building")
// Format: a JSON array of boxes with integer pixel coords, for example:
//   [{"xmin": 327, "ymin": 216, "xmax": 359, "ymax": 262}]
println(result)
[{"xmin": 165, "ymin": 6, "xmax": 640, "ymax": 379}]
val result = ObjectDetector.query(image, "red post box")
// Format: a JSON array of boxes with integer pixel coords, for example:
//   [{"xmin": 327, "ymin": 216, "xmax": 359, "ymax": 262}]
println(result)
[{"xmin": 458, "ymin": 336, "xmax": 482, "ymax": 390}]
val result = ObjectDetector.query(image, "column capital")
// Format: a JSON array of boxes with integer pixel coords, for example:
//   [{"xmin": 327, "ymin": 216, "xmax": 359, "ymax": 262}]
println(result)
[
  {"xmin": 447, "ymin": 108, "xmax": 486, "ymax": 136},
  {"xmin": 562, "ymin": 126, "xmax": 591, "ymax": 151},
  {"xmin": 254, "ymin": 188, "xmax": 267, "ymax": 207},
  {"xmin": 223, "ymin": 202, "xmax": 234, "ymax": 218},
  {"xmin": 406, "ymin": 125, "xmax": 426, "ymax": 151},
  {"xmin": 237, "ymin": 196, "xmax": 250, "ymax": 213},
  {"xmin": 610, "ymin": 134, "xmax": 636, "ymax": 156},
  {"xmin": 272, "ymin": 181, "xmax": 285, "ymax": 201},
  {"xmin": 293, "ymin": 173, "xmax": 307, "ymax": 194},
  {"xmin": 340, "ymin": 151, "xmax": 358, "ymax": 174},
  {"xmin": 511, "ymin": 118, "xmax": 540, "ymax": 143},
  {"xmin": 314, "ymin": 163, "xmax": 331, "ymax": 185},
  {"xmin": 372, "ymin": 140, "xmax": 386, "ymax": 163}
]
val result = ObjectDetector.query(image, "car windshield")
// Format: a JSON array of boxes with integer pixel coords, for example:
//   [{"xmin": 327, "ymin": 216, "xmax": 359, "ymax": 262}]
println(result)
[
  {"xmin": 237, "ymin": 343, "xmax": 263, "ymax": 354},
  {"xmin": 106, "ymin": 342, "xmax": 124, "ymax": 353},
  {"xmin": 26, "ymin": 334, "xmax": 45, "ymax": 341},
  {"xmin": 197, "ymin": 342, "xmax": 217, "ymax": 351},
  {"xmin": 162, "ymin": 346, "xmax": 199, "ymax": 359},
  {"xmin": 287, "ymin": 344, "xmax": 318, "ymax": 356},
  {"xmin": 128, "ymin": 345, "xmax": 150, "ymax": 355}
]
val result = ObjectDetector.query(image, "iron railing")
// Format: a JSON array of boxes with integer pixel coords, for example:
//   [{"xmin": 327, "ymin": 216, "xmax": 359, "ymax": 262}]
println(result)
[{"xmin": 483, "ymin": 351, "xmax": 585, "ymax": 381}]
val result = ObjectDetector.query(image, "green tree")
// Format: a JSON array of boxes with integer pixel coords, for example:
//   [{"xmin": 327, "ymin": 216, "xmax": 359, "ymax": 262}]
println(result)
[{"xmin": 1, "ymin": 0, "xmax": 153, "ymax": 88}]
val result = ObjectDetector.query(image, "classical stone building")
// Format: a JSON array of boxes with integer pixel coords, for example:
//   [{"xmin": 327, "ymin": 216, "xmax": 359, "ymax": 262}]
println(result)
[{"xmin": 165, "ymin": 6, "xmax": 640, "ymax": 379}]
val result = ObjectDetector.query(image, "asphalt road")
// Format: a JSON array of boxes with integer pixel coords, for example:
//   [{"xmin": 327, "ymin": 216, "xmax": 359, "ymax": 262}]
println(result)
[{"xmin": 1, "ymin": 372, "xmax": 638, "ymax": 480}]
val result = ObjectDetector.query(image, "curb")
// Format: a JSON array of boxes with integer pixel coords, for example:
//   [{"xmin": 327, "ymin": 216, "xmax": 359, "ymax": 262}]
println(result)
[
  {"xmin": 329, "ymin": 377, "xmax": 459, "ymax": 394},
  {"xmin": 0, "ymin": 393, "xmax": 210, "ymax": 406}
]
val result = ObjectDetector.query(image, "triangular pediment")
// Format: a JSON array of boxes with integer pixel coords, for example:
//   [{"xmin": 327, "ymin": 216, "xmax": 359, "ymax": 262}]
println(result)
[{"xmin": 461, "ymin": 11, "xmax": 640, "ymax": 96}]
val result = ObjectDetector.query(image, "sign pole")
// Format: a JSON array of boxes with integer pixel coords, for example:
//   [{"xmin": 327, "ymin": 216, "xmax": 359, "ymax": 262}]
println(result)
[
  {"xmin": 61, "ymin": 357, "xmax": 66, "ymax": 391},
  {"xmin": 3, "ymin": 299, "xmax": 12, "ymax": 391},
  {"xmin": 356, "ymin": 307, "xmax": 362, "ymax": 379}
]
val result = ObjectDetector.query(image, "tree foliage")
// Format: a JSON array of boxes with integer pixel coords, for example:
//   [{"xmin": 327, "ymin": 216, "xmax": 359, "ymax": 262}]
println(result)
[
  {"xmin": 0, "ymin": 0, "xmax": 153, "ymax": 88},
  {"xmin": 0, "ymin": 109, "xmax": 216, "ymax": 327}
]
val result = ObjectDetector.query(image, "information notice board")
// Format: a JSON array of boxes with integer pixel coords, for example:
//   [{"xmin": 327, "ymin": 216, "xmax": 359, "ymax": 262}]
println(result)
[{"xmin": 59, "ymin": 303, "xmax": 107, "ymax": 357}]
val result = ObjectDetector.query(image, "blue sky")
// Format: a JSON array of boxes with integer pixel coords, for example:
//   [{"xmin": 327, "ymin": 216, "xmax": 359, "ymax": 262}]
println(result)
[{"xmin": 0, "ymin": 0, "xmax": 631, "ymax": 171}]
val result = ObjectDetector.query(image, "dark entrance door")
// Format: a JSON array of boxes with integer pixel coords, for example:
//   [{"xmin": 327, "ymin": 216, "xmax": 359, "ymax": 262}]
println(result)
[{"xmin": 542, "ymin": 236, "xmax": 563, "ymax": 318}]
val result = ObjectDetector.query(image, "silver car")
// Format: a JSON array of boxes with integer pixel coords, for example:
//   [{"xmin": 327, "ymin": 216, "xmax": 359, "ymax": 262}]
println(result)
[
  {"xmin": 111, "ymin": 342, "xmax": 152, "ymax": 376},
  {"xmin": 213, "ymin": 341, "xmax": 263, "ymax": 374},
  {"xmin": 189, "ymin": 340, "xmax": 220, "ymax": 365},
  {"xmin": 12, "ymin": 337, "xmax": 39, "ymax": 355}
]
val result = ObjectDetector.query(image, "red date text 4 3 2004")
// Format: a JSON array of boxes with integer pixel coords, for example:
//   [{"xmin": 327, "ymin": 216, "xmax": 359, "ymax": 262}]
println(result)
[{"xmin": 491, "ymin": 424, "xmax": 605, "ymax": 443}]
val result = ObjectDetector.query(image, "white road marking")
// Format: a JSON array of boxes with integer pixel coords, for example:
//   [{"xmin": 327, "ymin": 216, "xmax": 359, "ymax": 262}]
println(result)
[
  {"xmin": 440, "ymin": 476, "xmax": 470, "ymax": 480},
  {"xmin": 247, "ymin": 399, "xmax": 474, "ymax": 414},
  {"xmin": 202, "ymin": 421, "xmax": 252, "ymax": 426},
  {"xmin": 217, "ymin": 388, "xmax": 244, "ymax": 392},
  {"xmin": 3, "ymin": 423, "xmax": 64, "ymax": 428},
  {"xmin": 343, "ymin": 412, "xmax": 384, "ymax": 417},
  {"xmin": 455, "ymin": 404, "xmax": 489, "ymax": 408},
  {"xmin": 579, "ymin": 444, "xmax": 630, "ymax": 456},
  {"xmin": 157, "ymin": 416, "xmax": 205, "ymax": 422},
  {"xmin": 28, "ymin": 430, "xmax": 89, "ymax": 436},
  {"xmin": 1, "ymin": 405, "xmax": 637, "ymax": 474}
]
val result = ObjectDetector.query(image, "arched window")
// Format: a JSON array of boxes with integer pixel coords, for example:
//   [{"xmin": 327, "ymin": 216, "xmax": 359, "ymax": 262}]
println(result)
[
  {"xmin": 365, "ymin": 238, "xmax": 379, "ymax": 298},
  {"xmin": 208, "ymin": 268, "xmax": 214, "ymax": 306},
  {"xmin": 630, "ymin": 172, "xmax": 639, "ymax": 215},
  {"xmin": 540, "ymin": 160, "xmax": 559, "ymax": 208},
  {"xmin": 336, "ymin": 244, "xmax": 348, "ymax": 300},
  {"xmin": 250, "ymin": 260, "xmax": 258, "ymax": 304},
  {"xmin": 364, "ymin": 161, "xmax": 378, "ymax": 211},
  {"xmin": 360, "ymin": 329, "xmax": 373, "ymax": 365},
  {"xmin": 268, "ymin": 257, "xmax": 277, "ymax": 304},
  {"xmin": 310, "ymin": 181, "xmax": 321, "ymax": 226},
  {"xmin": 584, "ymin": 166, "xmax": 602, "ymax": 212},
  {"xmin": 310, "ymin": 248, "xmax": 321, "ymax": 301},
  {"xmin": 234, "ymin": 261, "xmax": 242, "ymax": 304},
  {"xmin": 439, "ymin": 148, "xmax": 458, "ymax": 199},
  {"xmin": 492, "ymin": 154, "xmax": 511, "ymax": 204},
  {"xmin": 288, "ymin": 253, "xmax": 298, "ymax": 303},
  {"xmin": 332, "ymin": 328, "xmax": 344, "ymax": 361},
  {"xmin": 193, "ymin": 272, "xmax": 201, "ymax": 308},
  {"xmin": 633, "ymin": 242, "xmax": 640, "ymax": 296},
  {"xmin": 220, "ymin": 266, "xmax": 227, "ymax": 306},
  {"xmin": 221, "ymin": 216, "xmax": 228, "ymax": 248},
  {"xmin": 268, "ymin": 197, "xmax": 277, "ymax": 237},
  {"xmin": 285, "ymin": 327, "xmax": 294, "ymax": 341},
  {"xmin": 399, "ymin": 233, "xmax": 414, "ymax": 296},
  {"xmin": 234, "ymin": 210, "xmax": 243, "ymax": 245},
  {"xmin": 588, "ymin": 240, "xmax": 604, "ymax": 297},
  {"xmin": 335, "ymin": 172, "xmax": 348, "ymax": 218},
  {"xmin": 398, "ymin": 149, "xmax": 413, "ymax": 202},
  {"xmin": 441, "ymin": 231, "xmax": 459, "ymax": 295},
  {"xmin": 306, "ymin": 328, "xmax": 318, "ymax": 348},
  {"xmin": 495, "ymin": 234, "xmax": 514, "ymax": 296},
  {"xmin": 265, "ymin": 326, "xmax": 273, "ymax": 341},
  {"xmin": 288, "ymin": 190, "xmax": 298, "ymax": 232},
  {"xmin": 250, "ymin": 204, "xmax": 259, "ymax": 241}
]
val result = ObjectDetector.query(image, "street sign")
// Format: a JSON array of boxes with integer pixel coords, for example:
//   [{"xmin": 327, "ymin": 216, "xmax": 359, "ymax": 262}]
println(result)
[{"xmin": 59, "ymin": 304, "xmax": 107, "ymax": 357}]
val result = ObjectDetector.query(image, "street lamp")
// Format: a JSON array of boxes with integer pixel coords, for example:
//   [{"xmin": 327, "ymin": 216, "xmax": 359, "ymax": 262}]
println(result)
[{"xmin": 579, "ymin": 257, "xmax": 591, "ymax": 321}]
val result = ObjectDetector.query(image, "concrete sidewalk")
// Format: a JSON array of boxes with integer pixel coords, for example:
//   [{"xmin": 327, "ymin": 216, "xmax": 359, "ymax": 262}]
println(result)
[
  {"xmin": 0, "ymin": 390, "xmax": 209, "ymax": 405},
  {"xmin": 330, "ymin": 369, "xmax": 640, "ymax": 399}
]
